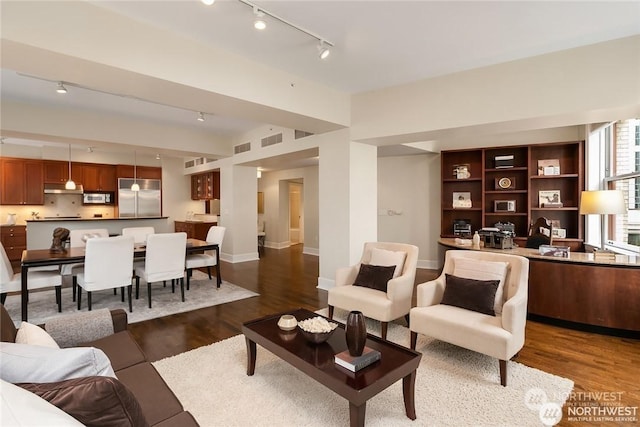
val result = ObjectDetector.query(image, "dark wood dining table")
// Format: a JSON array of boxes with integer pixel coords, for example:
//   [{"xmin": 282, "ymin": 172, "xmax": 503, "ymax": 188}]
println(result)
[{"xmin": 19, "ymin": 238, "xmax": 220, "ymax": 321}]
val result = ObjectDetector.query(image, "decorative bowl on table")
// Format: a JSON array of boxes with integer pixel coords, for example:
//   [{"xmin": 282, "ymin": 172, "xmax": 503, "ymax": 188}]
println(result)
[
  {"xmin": 277, "ymin": 314, "xmax": 298, "ymax": 331},
  {"xmin": 297, "ymin": 316, "xmax": 339, "ymax": 344}
]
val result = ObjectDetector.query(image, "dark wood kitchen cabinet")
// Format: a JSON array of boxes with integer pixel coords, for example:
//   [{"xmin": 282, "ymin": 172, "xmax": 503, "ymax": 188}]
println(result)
[
  {"xmin": 191, "ymin": 172, "xmax": 219, "ymax": 200},
  {"xmin": 174, "ymin": 221, "xmax": 217, "ymax": 240},
  {"xmin": 82, "ymin": 164, "xmax": 117, "ymax": 191},
  {"xmin": 116, "ymin": 165, "xmax": 162, "ymax": 180},
  {"xmin": 44, "ymin": 160, "xmax": 83, "ymax": 185},
  {"xmin": 1, "ymin": 225, "xmax": 26, "ymax": 269},
  {"xmin": 0, "ymin": 158, "xmax": 44, "ymax": 205}
]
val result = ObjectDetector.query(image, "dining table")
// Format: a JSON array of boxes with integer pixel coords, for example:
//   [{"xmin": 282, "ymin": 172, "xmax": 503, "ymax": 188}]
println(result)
[{"xmin": 19, "ymin": 238, "xmax": 220, "ymax": 321}]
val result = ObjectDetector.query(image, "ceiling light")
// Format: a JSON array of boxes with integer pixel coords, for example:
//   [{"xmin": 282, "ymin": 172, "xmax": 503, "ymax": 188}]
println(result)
[
  {"xmin": 131, "ymin": 151, "xmax": 140, "ymax": 192},
  {"xmin": 253, "ymin": 6, "xmax": 266, "ymax": 30},
  {"xmin": 318, "ymin": 41, "xmax": 330, "ymax": 60},
  {"xmin": 197, "ymin": 112, "xmax": 205, "ymax": 122},
  {"xmin": 65, "ymin": 144, "xmax": 76, "ymax": 190},
  {"xmin": 201, "ymin": 0, "xmax": 215, "ymax": 5},
  {"xmin": 156, "ymin": 154, "xmax": 161, "ymax": 160},
  {"xmin": 87, "ymin": 147, "xmax": 94, "ymax": 153},
  {"xmin": 56, "ymin": 82, "xmax": 67, "ymax": 94},
  {"xmin": 257, "ymin": 169, "xmax": 262, "ymax": 179}
]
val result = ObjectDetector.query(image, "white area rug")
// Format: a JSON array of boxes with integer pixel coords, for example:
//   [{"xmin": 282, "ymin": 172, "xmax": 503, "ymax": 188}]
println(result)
[
  {"xmin": 154, "ymin": 308, "xmax": 574, "ymax": 426},
  {"xmin": 4, "ymin": 271, "xmax": 258, "ymax": 325}
]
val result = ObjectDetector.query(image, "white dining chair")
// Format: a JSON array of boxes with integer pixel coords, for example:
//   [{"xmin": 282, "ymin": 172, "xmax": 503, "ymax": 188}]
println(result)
[
  {"xmin": 185, "ymin": 226, "xmax": 225, "ymax": 290},
  {"xmin": 76, "ymin": 236, "xmax": 135, "ymax": 312},
  {"xmin": 63, "ymin": 228, "xmax": 109, "ymax": 301},
  {"xmin": 1, "ymin": 243, "xmax": 63, "ymax": 312},
  {"xmin": 122, "ymin": 227, "xmax": 155, "ymax": 245},
  {"xmin": 134, "ymin": 232, "xmax": 187, "ymax": 308}
]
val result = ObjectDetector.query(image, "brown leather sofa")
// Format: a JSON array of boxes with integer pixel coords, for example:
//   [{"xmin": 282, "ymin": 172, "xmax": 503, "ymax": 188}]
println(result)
[{"xmin": 0, "ymin": 305, "xmax": 199, "ymax": 426}]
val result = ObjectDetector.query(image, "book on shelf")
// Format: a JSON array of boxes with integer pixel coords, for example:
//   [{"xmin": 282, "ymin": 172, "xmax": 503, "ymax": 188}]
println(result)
[
  {"xmin": 541, "ymin": 202, "xmax": 564, "ymax": 208},
  {"xmin": 334, "ymin": 346, "xmax": 381, "ymax": 372}
]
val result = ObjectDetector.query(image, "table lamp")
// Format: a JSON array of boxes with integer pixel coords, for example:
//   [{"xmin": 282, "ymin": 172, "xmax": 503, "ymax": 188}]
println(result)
[{"xmin": 579, "ymin": 190, "xmax": 626, "ymax": 251}]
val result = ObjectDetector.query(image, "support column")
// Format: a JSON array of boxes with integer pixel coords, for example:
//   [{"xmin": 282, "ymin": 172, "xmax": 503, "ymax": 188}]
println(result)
[{"xmin": 318, "ymin": 129, "xmax": 378, "ymax": 289}]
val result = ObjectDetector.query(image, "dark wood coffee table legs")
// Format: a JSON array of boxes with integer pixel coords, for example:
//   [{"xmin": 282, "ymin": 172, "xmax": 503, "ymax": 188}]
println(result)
[
  {"xmin": 349, "ymin": 402, "xmax": 366, "ymax": 427},
  {"xmin": 245, "ymin": 338, "xmax": 256, "ymax": 375},
  {"xmin": 403, "ymin": 370, "xmax": 417, "ymax": 420}
]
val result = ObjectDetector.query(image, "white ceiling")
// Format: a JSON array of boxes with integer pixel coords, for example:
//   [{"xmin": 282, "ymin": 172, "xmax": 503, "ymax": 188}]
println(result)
[{"xmin": 2, "ymin": 0, "xmax": 639, "ymax": 159}]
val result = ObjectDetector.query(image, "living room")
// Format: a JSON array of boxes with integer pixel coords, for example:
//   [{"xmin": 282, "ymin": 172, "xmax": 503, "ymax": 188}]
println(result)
[{"xmin": 1, "ymin": 1, "xmax": 639, "ymax": 426}]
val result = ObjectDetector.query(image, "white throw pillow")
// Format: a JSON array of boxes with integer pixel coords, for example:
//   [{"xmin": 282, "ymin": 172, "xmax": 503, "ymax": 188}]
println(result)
[
  {"xmin": 1, "ymin": 380, "xmax": 84, "ymax": 426},
  {"xmin": 15, "ymin": 322, "xmax": 60, "ymax": 349},
  {"xmin": 453, "ymin": 257, "xmax": 509, "ymax": 315},
  {"xmin": 0, "ymin": 342, "xmax": 116, "ymax": 384},
  {"xmin": 369, "ymin": 248, "xmax": 407, "ymax": 278}
]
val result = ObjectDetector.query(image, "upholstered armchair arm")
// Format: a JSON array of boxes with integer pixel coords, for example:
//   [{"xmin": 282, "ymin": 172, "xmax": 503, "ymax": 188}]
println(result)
[
  {"xmin": 335, "ymin": 265, "xmax": 359, "ymax": 287},
  {"xmin": 416, "ymin": 274, "xmax": 446, "ymax": 307},
  {"xmin": 386, "ymin": 274, "xmax": 414, "ymax": 302},
  {"xmin": 501, "ymin": 290, "xmax": 528, "ymax": 334}
]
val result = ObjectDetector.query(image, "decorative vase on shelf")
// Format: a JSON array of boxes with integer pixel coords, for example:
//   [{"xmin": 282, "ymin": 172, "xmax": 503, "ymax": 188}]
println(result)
[
  {"xmin": 472, "ymin": 231, "xmax": 480, "ymax": 248},
  {"xmin": 345, "ymin": 311, "xmax": 366, "ymax": 357}
]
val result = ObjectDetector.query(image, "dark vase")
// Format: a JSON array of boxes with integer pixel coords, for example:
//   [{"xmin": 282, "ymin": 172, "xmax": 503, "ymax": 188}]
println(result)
[{"xmin": 345, "ymin": 311, "xmax": 366, "ymax": 356}]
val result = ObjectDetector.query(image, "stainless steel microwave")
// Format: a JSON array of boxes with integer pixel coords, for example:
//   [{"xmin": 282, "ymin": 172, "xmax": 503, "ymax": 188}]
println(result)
[{"xmin": 83, "ymin": 192, "xmax": 114, "ymax": 205}]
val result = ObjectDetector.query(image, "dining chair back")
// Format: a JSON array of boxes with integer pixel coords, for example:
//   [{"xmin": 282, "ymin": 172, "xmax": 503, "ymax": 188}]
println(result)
[
  {"xmin": 76, "ymin": 236, "xmax": 135, "ymax": 312},
  {"xmin": 69, "ymin": 228, "xmax": 109, "ymax": 247},
  {"xmin": 135, "ymin": 232, "xmax": 187, "ymax": 308},
  {"xmin": 122, "ymin": 227, "xmax": 155, "ymax": 245},
  {"xmin": 185, "ymin": 226, "xmax": 225, "ymax": 289}
]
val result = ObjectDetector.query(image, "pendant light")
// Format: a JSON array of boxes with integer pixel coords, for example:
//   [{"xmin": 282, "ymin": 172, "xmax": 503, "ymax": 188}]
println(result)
[
  {"xmin": 65, "ymin": 144, "xmax": 76, "ymax": 190},
  {"xmin": 131, "ymin": 151, "xmax": 140, "ymax": 192}
]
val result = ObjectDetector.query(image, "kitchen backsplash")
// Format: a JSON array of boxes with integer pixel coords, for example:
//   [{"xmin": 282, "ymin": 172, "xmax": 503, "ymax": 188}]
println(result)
[{"xmin": 0, "ymin": 194, "xmax": 116, "ymax": 225}]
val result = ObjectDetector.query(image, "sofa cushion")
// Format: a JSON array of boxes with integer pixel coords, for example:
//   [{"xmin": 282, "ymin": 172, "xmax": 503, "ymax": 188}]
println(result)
[
  {"xmin": 453, "ymin": 257, "xmax": 508, "ymax": 314},
  {"xmin": 369, "ymin": 247, "xmax": 407, "ymax": 277},
  {"xmin": 441, "ymin": 274, "xmax": 500, "ymax": 316},
  {"xmin": 1, "ymin": 379, "xmax": 84, "ymax": 426},
  {"xmin": 154, "ymin": 411, "xmax": 200, "ymax": 427},
  {"xmin": 352, "ymin": 264, "xmax": 396, "ymax": 292},
  {"xmin": 85, "ymin": 331, "xmax": 147, "ymax": 372},
  {"xmin": 0, "ymin": 342, "xmax": 115, "ymax": 384},
  {"xmin": 15, "ymin": 322, "xmax": 59, "ymax": 348},
  {"xmin": 116, "ymin": 362, "xmax": 185, "ymax": 426},
  {"xmin": 18, "ymin": 376, "xmax": 149, "ymax": 427}
]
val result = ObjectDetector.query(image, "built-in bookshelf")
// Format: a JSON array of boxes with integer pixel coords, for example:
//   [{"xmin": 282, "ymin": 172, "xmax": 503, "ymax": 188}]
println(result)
[{"xmin": 441, "ymin": 141, "xmax": 584, "ymax": 250}]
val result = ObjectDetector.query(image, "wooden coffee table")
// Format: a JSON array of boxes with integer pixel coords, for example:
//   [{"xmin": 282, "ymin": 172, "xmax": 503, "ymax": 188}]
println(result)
[{"xmin": 242, "ymin": 308, "xmax": 422, "ymax": 427}]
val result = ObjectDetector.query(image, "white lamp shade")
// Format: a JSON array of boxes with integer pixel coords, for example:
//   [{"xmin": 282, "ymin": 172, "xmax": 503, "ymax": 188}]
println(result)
[
  {"xmin": 579, "ymin": 190, "xmax": 626, "ymax": 215},
  {"xmin": 65, "ymin": 180, "xmax": 76, "ymax": 190},
  {"xmin": 131, "ymin": 182, "xmax": 140, "ymax": 192}
]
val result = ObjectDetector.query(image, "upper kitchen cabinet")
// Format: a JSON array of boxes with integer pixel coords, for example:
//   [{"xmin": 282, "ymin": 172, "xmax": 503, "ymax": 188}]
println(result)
[
  {"xmin": 43, "ymin": 160, "xmax": 82, "ymax": 185},
  {"xmin": 0, "ymin": 158, "xmax": 44, "ymax": 205},
  {"xmin": 116, "ymin": 165, "xmax": 162, "ymax": 180},
  {"xmin": 82, "ymin": 164, "xmax": 117, "ymax": 191},
  {"xmin": 191, "ymin": 171, "xmax": 219, "ymax": 200}
]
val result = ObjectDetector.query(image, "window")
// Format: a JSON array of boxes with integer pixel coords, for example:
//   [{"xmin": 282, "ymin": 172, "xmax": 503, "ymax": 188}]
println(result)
[{"xmin": 589, "ymin": 119, "xmax": 640, "ymax": 253}]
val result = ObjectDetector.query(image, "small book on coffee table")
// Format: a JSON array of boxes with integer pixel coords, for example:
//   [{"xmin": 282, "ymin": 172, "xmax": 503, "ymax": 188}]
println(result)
[{"xmin": 334, "ymin": 346, "xmax": 381, "ymax": 372}]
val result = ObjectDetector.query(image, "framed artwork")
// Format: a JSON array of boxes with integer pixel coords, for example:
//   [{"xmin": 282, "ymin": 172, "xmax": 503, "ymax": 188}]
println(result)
[
  {"xmin": 537, "ymin": 159, "xmax": 560, "ymax": 176},
  {"xmin": 538, "ymin": 190, "xmax": 561, "ymax": 206},
  {"xmin": 453, "ymin": 164, "xmax": 471, "ymax": 179},
  {"xmin": 452, "ymin": 192, "xmax": 472, "ymax": 208}
]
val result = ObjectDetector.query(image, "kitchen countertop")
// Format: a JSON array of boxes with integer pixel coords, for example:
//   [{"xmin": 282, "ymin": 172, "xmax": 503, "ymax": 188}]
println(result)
[{"xmin": 26, "ymin": 216, "xmax": 169, "ymax": 222}]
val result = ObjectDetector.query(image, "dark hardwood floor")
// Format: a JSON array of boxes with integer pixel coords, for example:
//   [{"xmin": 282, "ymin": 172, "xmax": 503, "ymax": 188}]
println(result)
[{"xmin": 129, "ymin": 244, "xmax": 639, "ymax": 426}]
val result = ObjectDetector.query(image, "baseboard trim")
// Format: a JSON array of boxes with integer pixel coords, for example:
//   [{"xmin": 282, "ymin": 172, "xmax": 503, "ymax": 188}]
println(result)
[
  {"xmin": 317, "ymin": 277, "xmax": 334, "ymax": 290},
  {"xmin": 224, "ymin": 252, "xmax": 259, "ymax": 263},
  {"xmin": 417, "ymin": 259, "xmax": 439, "ymax": 270},
  {"xmin": 303, "ymin": 247, "xmax": 319, "ymax": 256}
]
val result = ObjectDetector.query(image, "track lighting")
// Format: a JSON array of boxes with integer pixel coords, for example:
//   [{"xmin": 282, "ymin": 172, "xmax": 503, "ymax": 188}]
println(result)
[
  {"xmin": 87, "ymin": 147, "xmax": 94, "ymax": 153},
  {"xmin": 201, "ymin": 0, "xmax": 215, "ymax": 5},
  {"xmin": 253, "ymin": 6, "xmax": 266, "ymax": 30},
  {"xmin": 56, "ymin": 82, "xmax": 67, "ymax": 94},
  {"xmin": 156, "ymin": 154, "xmax": 161, "ymax": 160},
  {"xmin": 318, "ymin": 40, "xmax": 330, "ymax": 60},
  {"xmin": 197, "ymin": 112, "xmax": 205, "ymax": 122}
]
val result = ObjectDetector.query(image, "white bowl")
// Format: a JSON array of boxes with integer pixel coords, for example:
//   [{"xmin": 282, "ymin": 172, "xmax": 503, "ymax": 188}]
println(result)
[{"xmin": 277, "ymin": 315, "xmax": 298, "ymax": 331}]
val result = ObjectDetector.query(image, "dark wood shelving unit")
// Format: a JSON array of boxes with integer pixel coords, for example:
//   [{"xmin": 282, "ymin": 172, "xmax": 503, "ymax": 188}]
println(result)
[{"xmin": 441, "ymin": 141, "xmax": 585, "ymax": 249}]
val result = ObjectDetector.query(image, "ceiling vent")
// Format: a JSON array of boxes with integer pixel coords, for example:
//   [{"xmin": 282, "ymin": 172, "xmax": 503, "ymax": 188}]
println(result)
[
  {"xmin": 234, "ymin": 142, "xmax": 251, "ymax": 154},
  {"xmin": 261, "ymin": 133, "xmax": 283, "ymax": 147},
  {"xmin": 184, "ymin": 157, "xmax": 216, "ymax": 168},
  {"xmin": 295, "ymin": 130, "xmax": 314, "ymax": 139}
]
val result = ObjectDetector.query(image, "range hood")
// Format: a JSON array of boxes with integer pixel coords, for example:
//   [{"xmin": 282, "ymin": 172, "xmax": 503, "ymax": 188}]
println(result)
[{"xmin": 44, "ymin": 183, "xmax": 84, "ymax": 195}]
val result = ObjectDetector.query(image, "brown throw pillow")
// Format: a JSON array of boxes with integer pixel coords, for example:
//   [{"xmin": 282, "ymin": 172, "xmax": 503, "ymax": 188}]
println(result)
[
  {"xmin": 18, "ymin": 376, "xmax": 149, "ymax": 427},
  {"xmin": 441, "ymin": 274, "xmax": 500, "ymax": 316},
  {"xmin": 353, "ymin": 264, "xmax": 396, "ymax": 292}
]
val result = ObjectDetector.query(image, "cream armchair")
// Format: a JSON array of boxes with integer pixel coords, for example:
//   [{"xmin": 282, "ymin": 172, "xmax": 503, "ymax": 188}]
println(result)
[
  {"xmin": 328, "ymin": 242, "xmax": 419, "ymax": 340},
  {"xmin": 409, "ymin": 250, "xmax": 529, "ymax": 386}
]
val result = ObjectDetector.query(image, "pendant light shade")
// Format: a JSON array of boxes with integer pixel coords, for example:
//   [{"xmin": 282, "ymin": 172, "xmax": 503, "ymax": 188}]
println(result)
[
  {"xmin": 65, "ymin": 144, "xmax": 76, "ymax": 190},
  {"xmin": 131, "ymin": 151, "xmax": 140, "ymax": 192}
]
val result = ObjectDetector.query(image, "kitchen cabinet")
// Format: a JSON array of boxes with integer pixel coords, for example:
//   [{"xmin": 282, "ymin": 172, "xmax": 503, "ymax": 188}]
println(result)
[
  {"xmin": 174, "ymin": 221, "xmax": 217, "ymax": 240},
  {"xmin": 116, "ymin": 165, "xmax": 162, "ymax": 180},
  {"xmin": 0, "ymin": 158, "xmax": 44, "ymax": 205},
  {"xmin": 191, "ymin": 171, "xmax": 219, "ymax": 200},
  {"xmin": 1, "ymin": 225, "xmax": 26, "ymax": 269},
  {"xmin": 82, "ymin": 164, "xmax": 117, "ymax": 191},
  {"xmin": 44, "ymin": 160, "xmax": 83, "ymax": 185}
]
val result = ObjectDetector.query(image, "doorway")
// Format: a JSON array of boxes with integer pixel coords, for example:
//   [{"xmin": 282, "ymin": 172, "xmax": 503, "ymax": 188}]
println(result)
[{"xmin": 289, "ymin": 181, "xmax": 303, "ymax": 245}]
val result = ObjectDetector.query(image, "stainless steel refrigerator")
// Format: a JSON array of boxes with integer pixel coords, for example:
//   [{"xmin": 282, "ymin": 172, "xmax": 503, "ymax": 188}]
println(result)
[{"xmin": 118, "ymin": 178, "xmax": 162, "ymax": 218}]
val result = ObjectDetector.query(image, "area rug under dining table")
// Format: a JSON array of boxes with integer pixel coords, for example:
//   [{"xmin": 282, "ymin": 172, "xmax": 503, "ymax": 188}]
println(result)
[
  {"xmin": 153, "ymin": 309, "xmax": 574, "ymax": 426},
  {"xmin": 3, "ymin": 270, "xmax": 258, "ymax": 325}
]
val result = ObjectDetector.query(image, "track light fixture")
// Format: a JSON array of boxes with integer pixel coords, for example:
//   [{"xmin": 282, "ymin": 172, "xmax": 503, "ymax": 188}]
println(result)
[
  {"xmin": 156, "ymin": 153, "xmax": 161, "ymax": 160},
  {"xmin": 318, "ymin": 40, "xmax": 331, "ymax": 60},
  {"xmin": 253, "ymin": 6, "xmax": 266, "ymax": 30},
  {"xmin": 197, "ymin": 112, "xmax": 205, "ymax": 122},
  {"xmin": 56, "ymin": 82, "xmax": 67, "ymax": 94}
]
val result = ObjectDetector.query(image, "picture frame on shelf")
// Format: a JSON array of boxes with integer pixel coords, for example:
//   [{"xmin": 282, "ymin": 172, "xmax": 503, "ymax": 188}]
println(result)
[
  {"xmin": 538, "ymin": 190, "xmax": 562, "ymax": 207},
  {"xmin": 552, "ymin": 228, "xmax": 567, "ymax": 239},
  {"xmin": 452, "ymin": 192, "xmax": 472, "ymax": 208},
  {"xmin": 453, "ymin": 164, "xmax": 471, "ymax": 179},
  {"xmin": 537, "ymin": 159, "xmax": 560, "ymax": 176},
  {"xmin": 495, "ymin": 176, "xmax": 516, "ymax": 190},
  {"xmin": 551, "ymin": 219, "xmax": 561, "ymax": 229}
]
